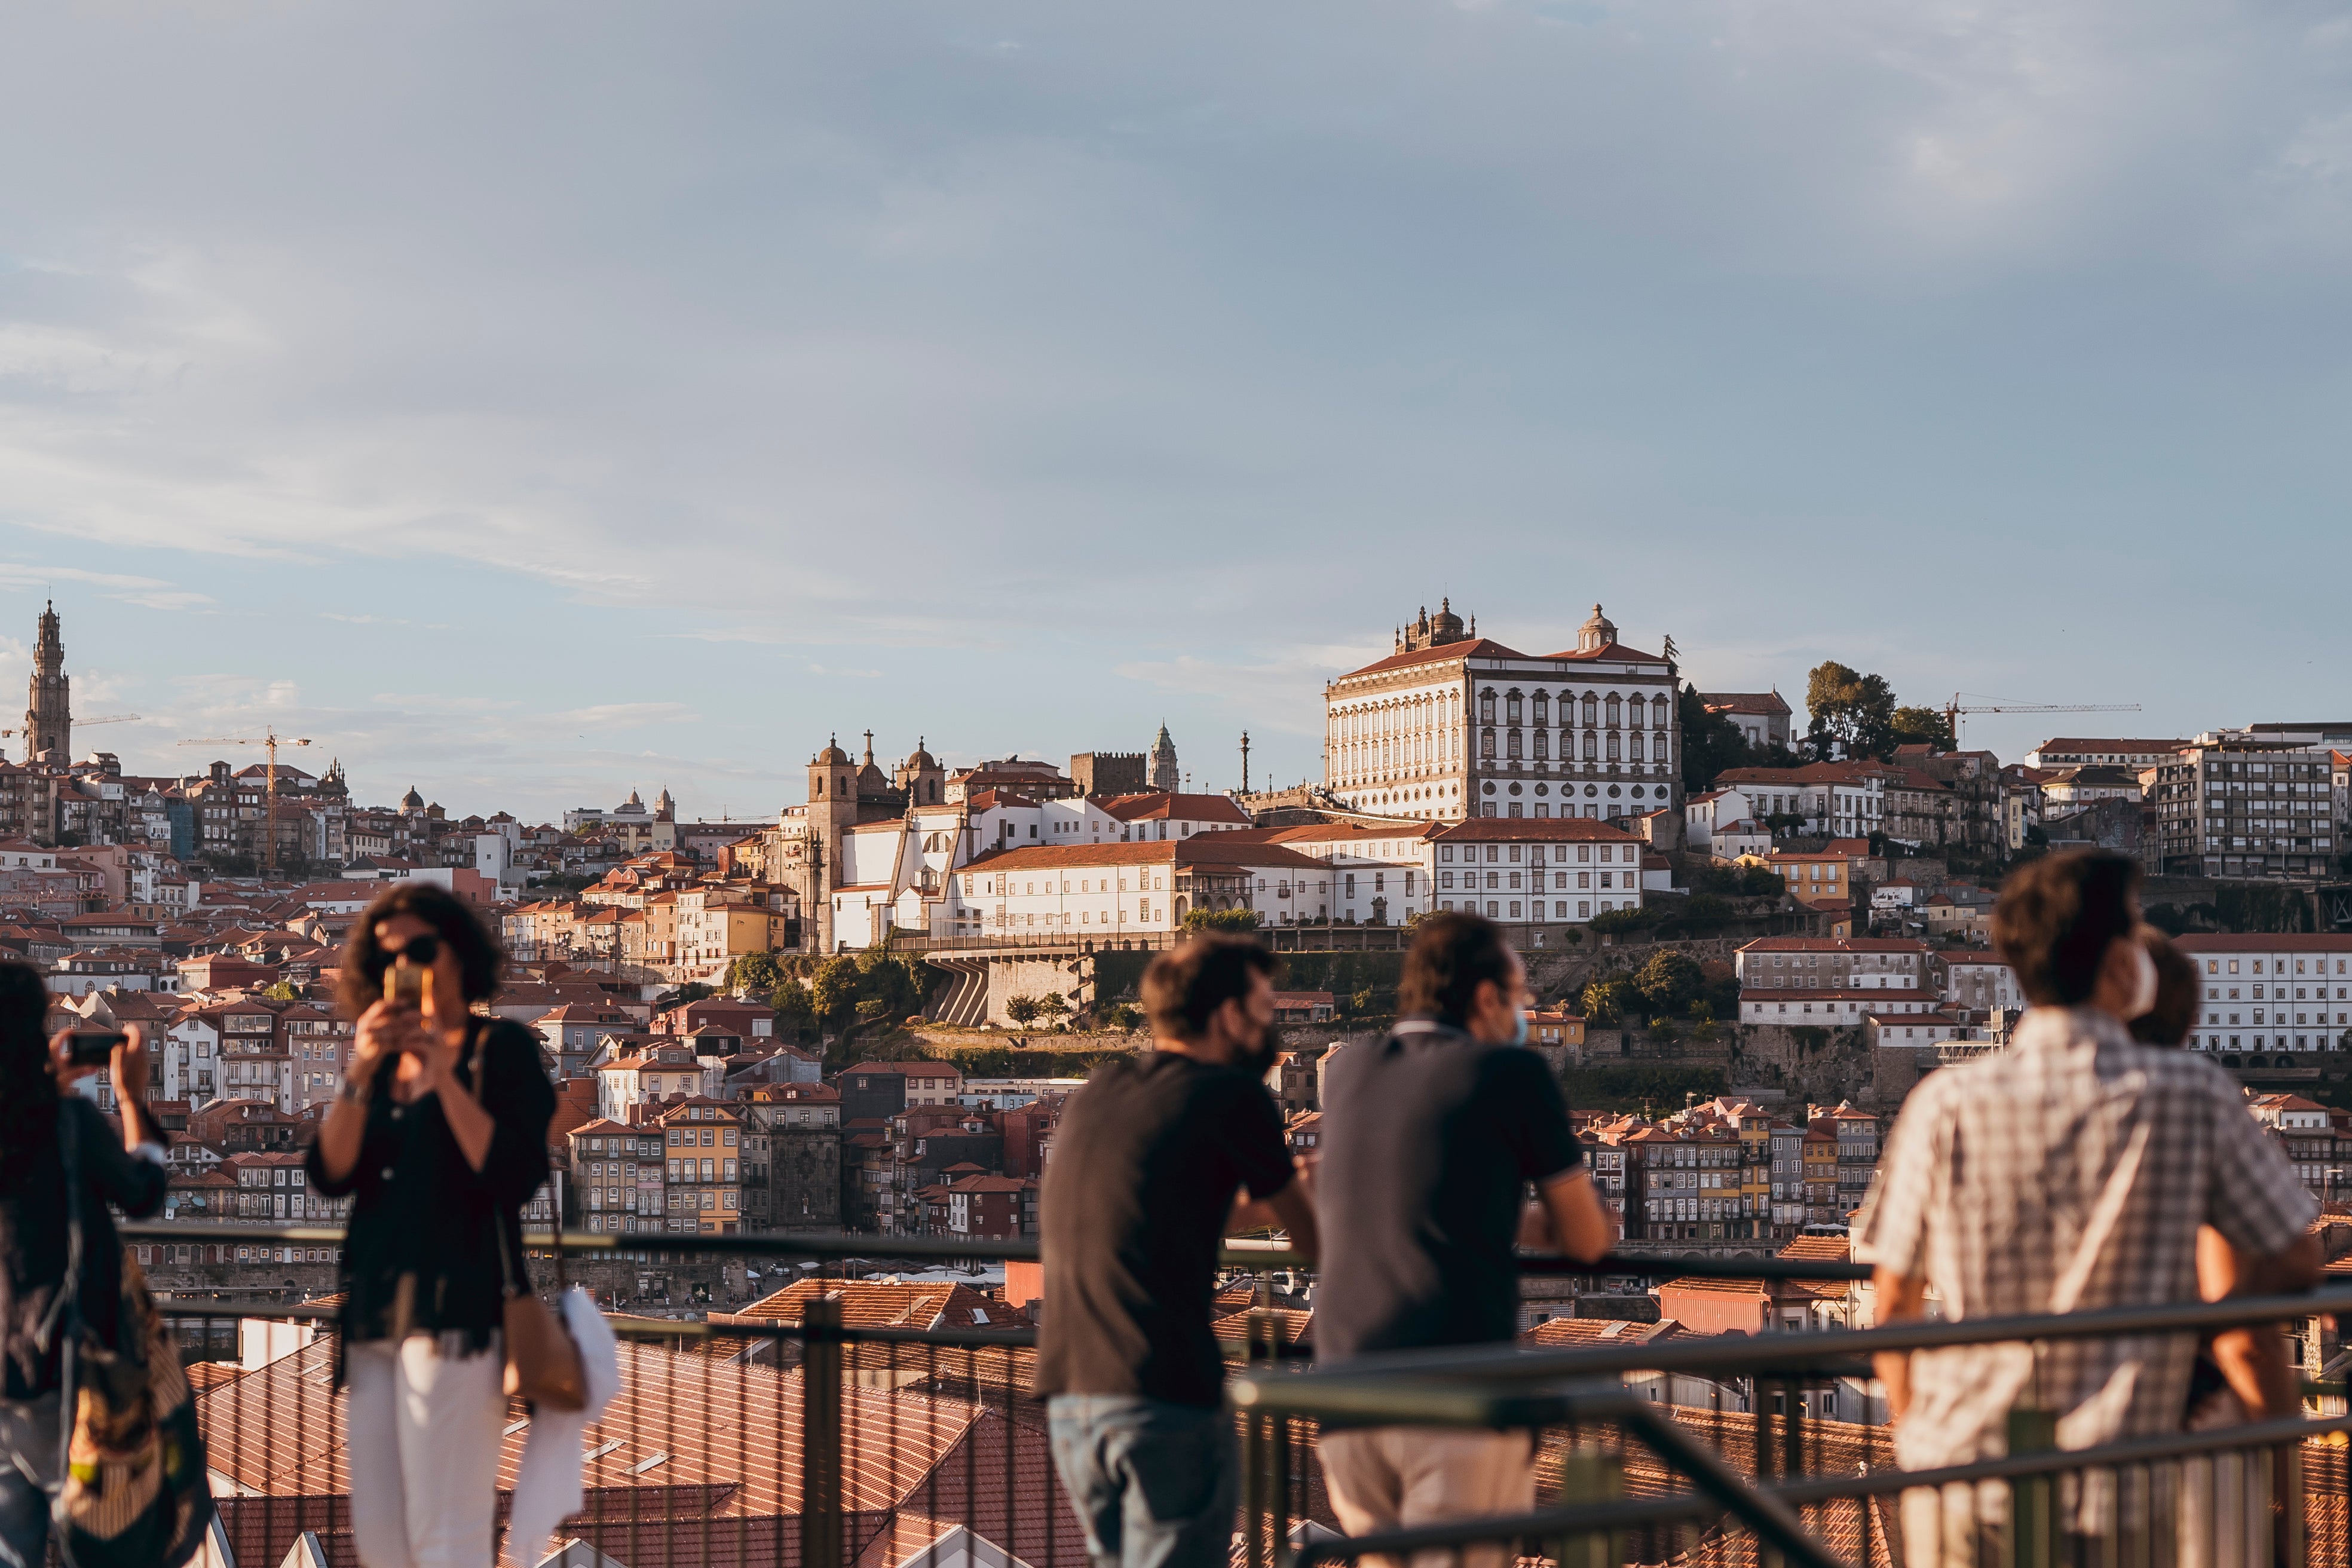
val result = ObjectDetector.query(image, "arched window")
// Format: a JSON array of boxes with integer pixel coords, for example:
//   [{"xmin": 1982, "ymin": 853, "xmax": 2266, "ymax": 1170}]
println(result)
[
  {"xmin": 1480, "ymin": 690, "xmax": 1496, "ymax": 724},
  {"xmin": 1581, "ymin": 693, "xmax": 1598, "ymax": 726}
]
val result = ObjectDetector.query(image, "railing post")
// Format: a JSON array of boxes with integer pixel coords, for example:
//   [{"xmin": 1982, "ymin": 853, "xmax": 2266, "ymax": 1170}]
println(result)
[
  {"xmin": 801, "ymin": 1294, "xmax": 844, "ymax": 1568},
  {"xmin": 2006, "ymin": 1407, "xmax": 2059, "ymax": 1568},
  {"xmin": 1554, "ymin": 1446, "xmax": 1625, "ymax": 1568}
]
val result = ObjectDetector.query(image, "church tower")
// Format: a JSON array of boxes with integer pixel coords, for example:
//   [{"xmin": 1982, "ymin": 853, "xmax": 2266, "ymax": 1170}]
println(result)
[
  {"xmin": 23, "ymin": 602, "xmax": 68, "ymax": 762},
  {"xmin": 1149, "ymin": 722, "xmax": 1180, "ymax": 792}
]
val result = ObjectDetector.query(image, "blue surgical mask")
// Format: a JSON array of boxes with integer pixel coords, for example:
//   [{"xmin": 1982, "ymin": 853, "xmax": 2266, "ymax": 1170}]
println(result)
[{"xmin": 1505, "ymin": 1007, "xmax": 1529, "ymax": 1048}]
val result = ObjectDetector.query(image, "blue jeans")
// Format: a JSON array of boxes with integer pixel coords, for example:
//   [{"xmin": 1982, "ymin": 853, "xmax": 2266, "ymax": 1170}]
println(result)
[{"xmin": 1048, "ymin": 1395, "xmax": 1239, "ymax": 1568}]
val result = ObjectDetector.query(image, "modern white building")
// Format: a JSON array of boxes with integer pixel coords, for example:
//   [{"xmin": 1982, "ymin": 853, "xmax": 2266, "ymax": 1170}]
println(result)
[
  {"xmin": 1322, "ymin": 602, "xmax": 1682, "ymax": 825},
  {"xmin": 2176, "ymin": 934, "xmax": 2352, "ymax": 1058}
]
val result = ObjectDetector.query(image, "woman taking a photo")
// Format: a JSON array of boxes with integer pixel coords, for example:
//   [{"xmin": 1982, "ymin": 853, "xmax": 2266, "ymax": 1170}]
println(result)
[
  {"xmin": 308, "ymin": 884, "xmax": 555, "ymax": 1568},
  {"xmin": 0, "ymin": 965, "xmax": 167, "ymax": 1567}
]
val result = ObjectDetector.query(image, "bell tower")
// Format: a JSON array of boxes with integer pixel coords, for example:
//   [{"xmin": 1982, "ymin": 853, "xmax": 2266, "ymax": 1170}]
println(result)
[{"xmin": 23, "ymin": 601, "xmax": 68, "ymax": 762}]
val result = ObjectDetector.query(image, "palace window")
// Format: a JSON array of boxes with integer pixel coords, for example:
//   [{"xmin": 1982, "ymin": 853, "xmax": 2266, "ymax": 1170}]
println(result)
[
  {"xmin": 1481, "ymin": 729, "xmax": 1496, "ymax": 759},
  {"xmin": 1480, "ymin": 691, "xmax": 1496, "ymax": 722},
  {"xmin": 1506, "ymin": 730, "xmax": 1523, "ymax": 759},
  {"xmin": 1506, "ymin": 692, "xmax": 1523, "ymax": 724}
]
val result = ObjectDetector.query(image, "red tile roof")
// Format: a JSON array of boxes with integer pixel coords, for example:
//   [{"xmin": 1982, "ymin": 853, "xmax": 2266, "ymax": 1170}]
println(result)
[{"xmin": 1337, "ymin": 637, "xmax": 1526, "ymax": 679}]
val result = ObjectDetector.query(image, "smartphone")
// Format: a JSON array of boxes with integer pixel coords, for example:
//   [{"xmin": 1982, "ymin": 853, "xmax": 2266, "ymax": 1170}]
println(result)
[
  {"xmin": 66, "ymin": 1030, "xmax": 128, "ymax": 1067},
  {"xmin": 385, "ymin": 965, "xmax": 428, "ymax": 1010}
]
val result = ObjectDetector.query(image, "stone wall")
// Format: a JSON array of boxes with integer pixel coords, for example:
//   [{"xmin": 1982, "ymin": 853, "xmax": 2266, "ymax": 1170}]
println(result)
[{"xmin": 982, "ymin": 954, "xmax": 1095, "ymax": 1027}]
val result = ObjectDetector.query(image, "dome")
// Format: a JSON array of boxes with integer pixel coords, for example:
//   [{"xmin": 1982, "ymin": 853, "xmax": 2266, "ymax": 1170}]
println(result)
[
  {"xmin": 815, "ymin": 733, "xmax": 851, "ymax": 765},
  {"xmin": 905, "ymin": 736, "xmax": 938, "ymax": 770},
  {"xmin": 1576, "ymin": 603, "xmax": 1619, "ymax": 653},
  {"xmin": 400, "ymin": 785, "xmax": 424, "ymax": 809}
]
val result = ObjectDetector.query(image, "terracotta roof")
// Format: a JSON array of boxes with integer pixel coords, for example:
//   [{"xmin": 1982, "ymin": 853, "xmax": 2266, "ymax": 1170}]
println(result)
[
  {"xmin": 1738, "ymin": 936, "xmax": 1927, "ymax": 954},
  {"xmin": 1526, "ymin": 1316, "xmax": 1686, "ymax": 1346},
  {"xmin": 1095, "ymin": 792, "xmax": 1252, "ymax": 825},
  {"xmin": 727, "ymin": 1279, "xmax": 999, "ymax": 1331},
  {"xmin": 958, "ymin": 840, "xmax": 1327, "ymax": 873},
  {"xmin": 1337, "ymin": 637, "xmax": 1526, "ymax": 679},
  {"xmin": 1699, "ymin": 692, "xmax": 1791, "ymax": 716},
  {"xmin": 2174, "ymin": 934, "xmax": 2352, "ymax": 953},
  {"xmin": 1541, "ymin": 639, "xmax": 1671, "ymax": 665}
]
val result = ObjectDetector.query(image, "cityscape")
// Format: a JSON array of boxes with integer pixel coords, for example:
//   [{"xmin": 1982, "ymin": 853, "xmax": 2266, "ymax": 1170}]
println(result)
[{"xmin": 6, "ymin": 2, "xmax": 2350, "ymax": 1564}]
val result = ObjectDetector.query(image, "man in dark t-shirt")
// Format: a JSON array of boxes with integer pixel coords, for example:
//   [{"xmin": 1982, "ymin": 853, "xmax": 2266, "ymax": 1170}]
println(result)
[
  {"xmin": 1036, "ymin": 936, "xmax": 1317, "ymax": 1568},
  {"xmin": 1315, "ymin": 911, "xmax": 1612, "ymax": 1568}
]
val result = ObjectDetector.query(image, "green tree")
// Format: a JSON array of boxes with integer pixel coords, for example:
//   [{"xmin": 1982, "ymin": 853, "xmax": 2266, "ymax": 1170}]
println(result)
[
  {"xmin": 1181, "ymin": 907, "xmax": 1261, "ymax": 933},
  {"xmin": 810, "ymin": 956, "xmax": 860, "ymax": 1023},
  {"xmin": 1005, "ymin": 995, "xmax": 1043, "ymax": 1026},
  {"xmin": 1889, "ymin": 705, "xmax": 1956, "ymax": 751},
  {"xmin": 1580, "ymin": 976, "xmax": 1640, "ymax": 1027},
  {"xmin": 1634, "ymin": 950, "xmax": 1704, "ymax": 1016},
  {"xmin": 1037, "ymin": 991, "xmax": 1073, "ymax": 1021},
  {"xmin": 1102, "ymin": 1003, "xmax": 1144, "ymax": 1033},
  {"xmin": 1804, "ymin": 662, "xmax": 1897, "ymax": 761},
  {"xmin": 728, "ymin": 951, "xmax": 783, "ymax": 996},
  {"xmin": 1677, "ymin": 684, "xmax": 1751, "ymax": 793},
  {"xmin": 771, "ymin": 979, "xmax": 817, "ymax": 1038}
]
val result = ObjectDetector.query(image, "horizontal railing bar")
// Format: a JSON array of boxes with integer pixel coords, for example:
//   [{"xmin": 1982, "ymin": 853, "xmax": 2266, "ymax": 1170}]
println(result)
[
  {"xmin": 1300, "ymin": 1408, "xmax": 2352, "ymax": 1563},
  {"xmin": 1235, "ymin": 1285, "xmax": 2352, "ymax": 1413},
  {"xmin": 118, "ymin": 1222, "xmax": 1876, "ymax": 1280}
]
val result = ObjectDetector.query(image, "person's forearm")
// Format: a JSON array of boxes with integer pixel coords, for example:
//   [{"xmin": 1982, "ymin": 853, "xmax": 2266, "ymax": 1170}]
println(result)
[
  {"xmin": 1873, "ymin": 1352, "xmax": 1913, "ymax": 1419},
  {"xmin": 2210, "ymin": 1327, "xmax": 2301, "ymax": 1421},
  {"xmin": 316, "ymin": 1097, "xmax": 368, "ymax": 1183}
]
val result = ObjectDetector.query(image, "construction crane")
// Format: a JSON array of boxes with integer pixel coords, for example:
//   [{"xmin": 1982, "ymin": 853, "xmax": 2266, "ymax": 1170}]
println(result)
[
  {"xmin": 0, "ymin": 713, "xmax": 142, "ymax": 739},
  {"xmin": 1940, "ymin": 695, "xmax": 2141, "ymax": 746},
  {"xmin": 179, "ymin": 730, "xmax": 313, "ymax": 875}
]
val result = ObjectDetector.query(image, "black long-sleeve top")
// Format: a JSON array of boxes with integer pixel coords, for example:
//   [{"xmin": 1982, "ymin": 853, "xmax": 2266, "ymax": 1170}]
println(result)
[
  {"xmin": 1, "ymin": 1097, "xmax": 170, "ymax": 1399},
  {"xmin": 305, "ymin": 1017, "xmax": 555, "ymax": 1366}
]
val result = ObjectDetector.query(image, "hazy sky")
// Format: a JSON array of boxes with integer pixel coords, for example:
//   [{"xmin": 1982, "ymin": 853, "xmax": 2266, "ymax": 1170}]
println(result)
[{"xmin": 2, "ymin": 1, "xmax": 2346, "ymax": 823}]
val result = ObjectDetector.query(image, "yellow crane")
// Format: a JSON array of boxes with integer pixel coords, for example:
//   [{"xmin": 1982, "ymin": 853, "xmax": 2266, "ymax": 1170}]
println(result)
[
  {"xmin": 1938, "ymin": 695, "xmax": 2141, "ymax": 748},
  {"xmin": 179, "ymin": 730, "xmax": 313, "ymax": 875}
]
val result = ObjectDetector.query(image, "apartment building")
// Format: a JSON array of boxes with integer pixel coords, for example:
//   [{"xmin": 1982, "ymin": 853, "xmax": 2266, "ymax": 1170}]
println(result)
[
  {"xmin": 2175, "ymin": 933, "xmax": 2352, "ymax": 1059},
  {"xmin": 2153, "ymin": 728, "xmax": 2350, "ymax": 880}
]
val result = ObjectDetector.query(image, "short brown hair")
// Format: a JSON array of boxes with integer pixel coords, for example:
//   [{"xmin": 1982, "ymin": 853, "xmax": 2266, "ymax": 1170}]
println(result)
[
  {"xmin": 1398, "ymin": 910, "xmax": 1517, "ymax": 1028},
  {"xmin": 1992, "ymin": 850, "xmax": 2141, "ymax": 1007},
  {"xmin": 1141, "ymin": 935, "xmax": 1275, "ymax": 1043},
  {"xmin": 340, "ymin": 882, "xmax": 504, "ymax": 1018},
  {"xmin": 2130, "ymin": 928, "xmax": 2199, "ymax": 1047}
]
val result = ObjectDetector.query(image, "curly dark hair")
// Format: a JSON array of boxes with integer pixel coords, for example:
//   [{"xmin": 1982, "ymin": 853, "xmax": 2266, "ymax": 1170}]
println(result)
[
  {"xmin": 0, "ymin": 960, "xmax": 60, "ymax": 1192},
  {"xmin": 339, "ymin": 882, "xmax": 504, "ymax": 1019},
  {"xmin": 1398, "ymin": 910, "xmax": 1518, "ymax": 1028}
]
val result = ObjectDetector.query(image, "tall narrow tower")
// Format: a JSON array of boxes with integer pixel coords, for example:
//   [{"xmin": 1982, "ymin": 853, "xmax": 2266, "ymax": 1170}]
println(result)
[
  {"xmin": 23, "ymin": 602, "xmax": 68, "ymax": 762},
  {"xmin": 1148, "ymin": 722, "xmax": 1180, "ymax": 792}
]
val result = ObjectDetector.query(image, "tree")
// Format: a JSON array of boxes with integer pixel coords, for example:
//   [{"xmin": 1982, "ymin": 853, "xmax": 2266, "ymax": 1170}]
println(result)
[
  {"xmin": 1889, "ymin": 706, "xmax": 1956, "ymax": 752},
  {"xmin": 1181, "ymin": 907, "xmax": 1261, "ymax": 933},
  {"xmin": 1038, "ymin": 991, "xmax": 1073, "ymax": 1021},
  {"xmin": 1005, "ymin": 995, "xmax": 1043, "ymax": 1026},
  {"xmin": 1677, "ymin": 684, "xmax": 1753, "ymax": 794},
  {"xmin": 771, "ymin": 979, "xmax": 817, "ymax": 1038},
  {"xmin": 1580, "ymin": 976, "xmax": 1640, "ymax": 1027},
  {"xmin": 728, "ymin": 952, "xmax": 783, "ymax": 996},
  {"xmin": 1102, "ymin": 1003, "xmax": 1144, "ymax": 1033},
  {"xmin": 1634, "ymin": 950, "xmax": 1704, "ymax": 1016},
  {"xmin": 1804, "ymin": 662, "xmax": 1897, "ymax": 761},
  {"xmin": 260, "ymin": 980, "xmax": 301, "ymax": 1002},
  {"xmin": 810, "ymin": 957, "xmax": 860, "ymax": 1024}
]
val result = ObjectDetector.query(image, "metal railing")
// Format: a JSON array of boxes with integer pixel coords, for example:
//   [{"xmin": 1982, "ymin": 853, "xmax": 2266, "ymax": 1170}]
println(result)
[{"xmin": 141, "ymin": 1218, "xmax": 2347, "ymax": 1568}]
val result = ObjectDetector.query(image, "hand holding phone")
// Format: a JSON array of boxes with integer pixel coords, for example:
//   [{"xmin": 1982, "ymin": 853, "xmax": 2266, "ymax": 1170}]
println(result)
[
  {"xmin": 385, "ymin": 964, "xmax": 428, "ymax": 1013},
  {"xmin": 66, "ymin": 1030, "xmax": 128, "ymax": 1068}
]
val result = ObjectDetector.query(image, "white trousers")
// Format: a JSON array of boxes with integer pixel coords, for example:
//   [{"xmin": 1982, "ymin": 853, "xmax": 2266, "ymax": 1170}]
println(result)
[
  {"xmin": 346, "ymin": 1338, "xmax": 507, "ymax": 1568},
  {"xmin": 1317, "ymin": 1428, "xmax": 1536, "ymax": 1568}
]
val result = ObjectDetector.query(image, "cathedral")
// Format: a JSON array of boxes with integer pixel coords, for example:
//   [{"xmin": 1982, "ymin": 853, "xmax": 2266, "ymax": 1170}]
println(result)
[{"xmin": 23, "ymin": 601, "xmax": 69, "ymax": 763}]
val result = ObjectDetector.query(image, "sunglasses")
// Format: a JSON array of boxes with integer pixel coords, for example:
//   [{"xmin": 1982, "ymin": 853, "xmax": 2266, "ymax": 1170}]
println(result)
[{"xmin": 370, "ymin": 932, "xmax": 441, "ymax": 971}]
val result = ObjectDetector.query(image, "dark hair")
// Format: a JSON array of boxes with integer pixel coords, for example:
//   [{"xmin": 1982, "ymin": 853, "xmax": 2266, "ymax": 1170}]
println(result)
[
  {"xmin": 2130, "ymin": 927, "xmax": 2199, "ymax": 1047},
  {"xmin": 0, "ymin": 961, "xmax": 60, "ymax": 1192},
  {"xmin": 340, "ymin": 883, "xmax": 503, "ymax": 1018},
  {"xmin": 1399, "ymin": 910, "xmax": 1518, "ymax": 1028},
  {"xmin": 1992, "ymin": 850, "xmax": 2142, "ymax": 1007},
  {"xmin": 1141, "ymin": 935, "xmax": 1275, "ymax": 1043}
]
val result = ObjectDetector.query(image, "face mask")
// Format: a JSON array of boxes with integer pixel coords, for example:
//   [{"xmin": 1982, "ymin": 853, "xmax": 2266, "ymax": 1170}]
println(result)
[
  {"xmin": 1505, "ymin": 1006, "xmax": 1529, "ymax": 1048},
  {"xmin": 2127, "ymin": 942, "xmax": 2159, "ymax": 1019}
]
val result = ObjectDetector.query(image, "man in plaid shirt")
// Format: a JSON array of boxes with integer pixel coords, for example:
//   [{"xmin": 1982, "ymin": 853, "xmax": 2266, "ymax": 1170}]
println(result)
[{"xmin": 1860, "ymin": 850, "xmax": 2319, "ymax": 1563}]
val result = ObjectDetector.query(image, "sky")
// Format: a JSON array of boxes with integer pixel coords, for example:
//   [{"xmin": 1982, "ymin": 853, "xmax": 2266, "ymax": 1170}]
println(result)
[{"xmin": 1, "ymin": 0, "xmax": 2347, "ymax": 824}]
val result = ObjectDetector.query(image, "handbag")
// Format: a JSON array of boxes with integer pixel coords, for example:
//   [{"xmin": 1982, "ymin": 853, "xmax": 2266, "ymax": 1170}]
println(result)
[
  {"xmin": 497, "ymin": 1208, "xmax": 587, "ymax": 1413},
  {"xmin": 475, "ymin": 1023, "xmax": 587, "ymax": 1413},
  {"xmin": 52, "ymin": 1109, "xmax": 215, "ymax": 1568}
]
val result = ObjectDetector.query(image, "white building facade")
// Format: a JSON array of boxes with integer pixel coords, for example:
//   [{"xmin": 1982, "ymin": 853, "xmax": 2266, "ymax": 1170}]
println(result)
[{"xmin": 1322, "ymin": 602, "xmax": 1682, "ymax": 825}]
